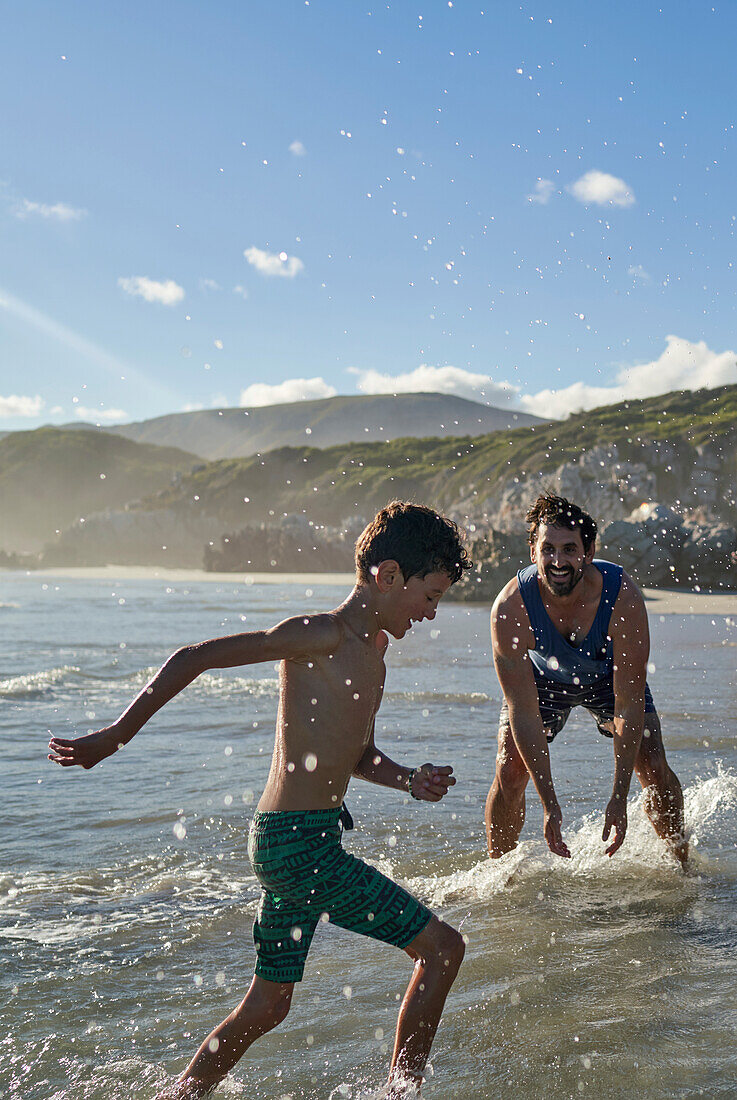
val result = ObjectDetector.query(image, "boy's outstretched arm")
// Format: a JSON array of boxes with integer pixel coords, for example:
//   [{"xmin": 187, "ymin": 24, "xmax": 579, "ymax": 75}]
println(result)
[
  {"xmin": 353, "ymin": 724, "xmax": 456, "ymax": 802},
  {"xmin": 48, "ymin": 615, "xmax": 340, "ymax": 770}
]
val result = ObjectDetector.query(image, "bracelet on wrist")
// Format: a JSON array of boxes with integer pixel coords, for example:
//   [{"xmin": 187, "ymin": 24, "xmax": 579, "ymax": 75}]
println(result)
[{"xmin": 407, "ymin": 767, "xmax": 423, "ymax": 800}]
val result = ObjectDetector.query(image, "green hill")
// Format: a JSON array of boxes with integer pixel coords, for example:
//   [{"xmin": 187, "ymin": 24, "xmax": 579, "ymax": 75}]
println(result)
[
  {"xmin": 3, "ymin": 384, "xmax": 735, "ymax": 565},
  {"xmin": 0, "ymin": 428, "xmax": 198, "ymax": 551},
  {"xmin": 132, "ymin": 383, "xmax": 737, "ymax": 529}
]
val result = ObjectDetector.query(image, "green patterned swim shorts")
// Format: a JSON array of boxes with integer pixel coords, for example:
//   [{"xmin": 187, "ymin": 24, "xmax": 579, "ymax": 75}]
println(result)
[{"xmin": 247, "ymin": 808, "xmax": 432, "ymax": 984}]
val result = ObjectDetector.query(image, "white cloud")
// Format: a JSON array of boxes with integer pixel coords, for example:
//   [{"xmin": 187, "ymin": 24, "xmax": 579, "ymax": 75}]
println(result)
[
  {"xmin": 15, "ymin": 199, "xmax": 86, "ymax": 221},
  {"xmin": 0, "ymin": 393, "xmax": 44, "ymax": 417},
  {"xmin": 233, "ymin": 284, "xmax": 249, "ymax": 299},
  {"xmin": 240, "ymin": 377, "xmax": 337, "ymax": 407},
  {"xmin": 289, "ymin": 140, "xmax": 306, "ymax": 156},
  {"xmin": 568, "ymin": 170, "xmax": 635, "ymax": 207},
  {"xmin": 200, "ymin": 277, "xmax": 220, "ymax": 292},
  {"xmin": 527, "ymin": 178, "xmax": 555, "ymax": 204},
  {"xmin": 628, "ymin": 264, "xmax": 651, "ymax": 282},
  {"xmin": 348, "ymin": 364, "xmax": 520, "ymax": 406},
  {"xmin": 118, "ymin": 275, "xmax": 185, "ymax": 305},
  {"xmin": 518, "ymin": 335, "xmax": 736, "ymax": 419},
  {"xmin": 74, "ymin": 405, "xmax": 128, "ymax": 423},
  {"xmin": 244, "ymin": 246, "xmax": 304, "ymax": 279}
]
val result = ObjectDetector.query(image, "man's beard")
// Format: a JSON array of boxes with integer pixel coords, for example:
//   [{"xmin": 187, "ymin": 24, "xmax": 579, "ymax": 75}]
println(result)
[{"xmin": 541, "ymin": 563, "xmax": 585, "ymax": 596}]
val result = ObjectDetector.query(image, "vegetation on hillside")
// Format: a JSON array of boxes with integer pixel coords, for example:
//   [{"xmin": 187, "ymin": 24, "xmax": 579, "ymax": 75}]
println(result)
[
  {"xmin": 0, "ymin": 428, "xmax": 197, "ymax": 550},
  {"xmin": 139, "ymin": 383, "xmax": 737, "ymax": 527}
]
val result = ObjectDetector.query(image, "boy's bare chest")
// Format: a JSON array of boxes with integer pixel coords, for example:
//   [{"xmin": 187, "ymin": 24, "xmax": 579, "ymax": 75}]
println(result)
[{"xmin": 286, "ymin": 642, "xmax": 385, "ymax": 713}]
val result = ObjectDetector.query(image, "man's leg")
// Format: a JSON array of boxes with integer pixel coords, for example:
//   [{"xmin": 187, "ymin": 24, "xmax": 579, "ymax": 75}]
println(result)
[
  {"xmin": 485, "ymin": 721, "xmax": 530, "ymax": 857},
  {"xmin": 387, "ymin": 915, "xmax": 465, "ymax": 1096},
  {"xmin": 635, "ymin": 713, "xmax": 688, "ymax": 865},
  {"xmin": 156, "ymin": 975, "xmax": 294, "ymax": 1099}
]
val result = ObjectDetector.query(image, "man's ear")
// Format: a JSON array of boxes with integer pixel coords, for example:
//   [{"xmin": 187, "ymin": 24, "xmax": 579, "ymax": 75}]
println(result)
[
  {"xmin": 374, "ymin": 560, "xmax": 403, "ymax": 593},
  {"xmin": 584, "ymin": 541, "xmax": 596, "ymax": 564},
  {"xmin": 529, "ymin": 542, "xmax": 536, "ymax": 564}
]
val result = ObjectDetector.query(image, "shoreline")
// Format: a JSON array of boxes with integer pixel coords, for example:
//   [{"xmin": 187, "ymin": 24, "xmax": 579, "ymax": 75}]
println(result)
[
  {"xmin": 6, "ymin": 565, "xmax": 736, "ymax": 614},
  {"xmin": 11, "ymin": 564, "xmax": 357, "ymax": 587}
]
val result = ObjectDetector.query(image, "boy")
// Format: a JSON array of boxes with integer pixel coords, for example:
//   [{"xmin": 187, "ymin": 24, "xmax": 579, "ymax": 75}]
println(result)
[{"xmin": 49, "ymin": 500, "xmax": 472, "ymax": 1098}]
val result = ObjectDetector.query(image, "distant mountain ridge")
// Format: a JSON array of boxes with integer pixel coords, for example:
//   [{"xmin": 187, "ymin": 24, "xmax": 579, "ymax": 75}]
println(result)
[{"xmin": 84, "ymin": 392, "xmax": 544, "ymax": 460}]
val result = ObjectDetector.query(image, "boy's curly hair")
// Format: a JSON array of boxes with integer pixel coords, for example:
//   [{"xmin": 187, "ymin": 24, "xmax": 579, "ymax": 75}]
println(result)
[
  {"xmin": 355, "ymin": 500, "xmax": 472, "ymax": 584},
  {"xmin": 525, "ymin": 492, "xmax": 597, "ymax": 552}
]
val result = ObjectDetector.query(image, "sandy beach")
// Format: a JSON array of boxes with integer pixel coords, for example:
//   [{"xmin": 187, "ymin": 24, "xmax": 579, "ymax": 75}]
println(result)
[{"xmin": 21, "ymin": 564, "xmax": 737, "ymax": 615}]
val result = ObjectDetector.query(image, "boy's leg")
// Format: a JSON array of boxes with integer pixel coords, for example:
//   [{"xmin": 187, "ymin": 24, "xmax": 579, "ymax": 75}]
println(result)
[
  {"xmin": 156, "ymin": 975, "xmax": 293, "ymax": 1099},
  {"xmin": 387, "ymin": 915, "xmax": 465, "ymax": 1095}
]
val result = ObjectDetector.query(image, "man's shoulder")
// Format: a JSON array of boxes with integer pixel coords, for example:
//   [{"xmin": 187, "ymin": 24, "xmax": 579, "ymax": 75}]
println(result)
[
  {"xmin": 608, "ymin": 568, "xmax": 647, "ymax": 628},
  {"xmin": 492, "ymin": 574, "xmax": 525, "ymax": 613},
  {"xmin": 491, "ymin": 576, "xmax": 532, "ymax": 648}
]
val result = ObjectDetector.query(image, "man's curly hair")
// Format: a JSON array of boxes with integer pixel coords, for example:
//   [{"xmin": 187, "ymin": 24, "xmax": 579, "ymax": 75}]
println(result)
[{"xmin": 526, "ymin": 492, "xmax": 597, "ymax": 552}]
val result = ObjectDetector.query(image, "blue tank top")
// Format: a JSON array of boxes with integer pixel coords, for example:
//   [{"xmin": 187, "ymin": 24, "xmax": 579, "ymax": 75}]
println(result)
[{"xmin": 517, "ymin": 560, "xmax": 623, "ymax": 686}]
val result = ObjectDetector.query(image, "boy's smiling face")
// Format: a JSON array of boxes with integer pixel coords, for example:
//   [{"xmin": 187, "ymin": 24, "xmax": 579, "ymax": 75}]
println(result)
[{"xmin": 378, "ymin": 567, "xmax": 452, "ymax": 639}]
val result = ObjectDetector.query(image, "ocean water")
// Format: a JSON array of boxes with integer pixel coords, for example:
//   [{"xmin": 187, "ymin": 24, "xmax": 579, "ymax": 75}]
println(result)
[{"xmin": 1, "ymin": 572, "xmax": 736, "ymax": 1100}]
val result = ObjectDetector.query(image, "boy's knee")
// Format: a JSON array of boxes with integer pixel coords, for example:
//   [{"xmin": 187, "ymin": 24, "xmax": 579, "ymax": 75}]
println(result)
[
  {"xmin": 429, "ymin": 920, "xmax": 465, "ymax": 974},
  {"xmin": 248, "ymin": 980, "xmax": 293, "ymax": 1027}
]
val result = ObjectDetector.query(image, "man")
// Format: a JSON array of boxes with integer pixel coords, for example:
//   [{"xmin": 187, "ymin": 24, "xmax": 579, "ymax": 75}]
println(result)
[
  {"xmin": 48, "ymin": 500, "xmax": 471, "ymax": 1099},
  {"xmin": 485, "ymin": 492, "xmax": 687, "ymax": 865}
]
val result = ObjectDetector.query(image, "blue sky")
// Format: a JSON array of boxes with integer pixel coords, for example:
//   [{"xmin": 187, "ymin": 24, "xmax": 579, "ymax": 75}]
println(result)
[{"xmin": 2, "ymin": 0, "xmax": 736, "ymax": 431}]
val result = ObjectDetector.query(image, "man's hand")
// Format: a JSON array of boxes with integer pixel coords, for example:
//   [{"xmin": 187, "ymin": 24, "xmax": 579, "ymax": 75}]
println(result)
[
  {"xmin": 543, "ymin": 803, "xmax": 571, "ymax": 858},
  {"xmin": 48, "ymin": 726, "xmax": 121, "ymax": 770},
  {"xmin": 602, "ymin": 796, "xmax": 628, "ymax": 856},
  {"xmin": 409, "ymin": 763, "xmax": 456, "ymax": 802}
]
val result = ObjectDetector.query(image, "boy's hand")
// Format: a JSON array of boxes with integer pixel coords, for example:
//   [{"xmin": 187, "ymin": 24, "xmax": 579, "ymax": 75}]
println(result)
[
  {"xmin": 48, "ymin": 725, "xmax": 121, "ymax": 770},
  {"xmin": 409, "ymin": 763, "xmax": 456, "ymax": 802}
]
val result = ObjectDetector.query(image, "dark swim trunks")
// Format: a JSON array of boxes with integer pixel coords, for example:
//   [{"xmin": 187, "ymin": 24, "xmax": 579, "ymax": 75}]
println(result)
[
  {"xmin": 499, "ymin": 672, "xmax": 657, "ymax": 743},
  {"xmin": 247, "ymin": 808, "xmax": 432, "ymax": 984}
]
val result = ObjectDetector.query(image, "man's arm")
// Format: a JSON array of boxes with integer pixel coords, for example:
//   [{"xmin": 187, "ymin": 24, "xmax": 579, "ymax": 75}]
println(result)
[
  {"xmin": 603, "ymin": 574, "xmax": 650, "ymax": 856},
  {"xmin": 491, "ymin": 587, "xmax": 570, "ymax": 858},
  {"xmin": 352, "ymin": 723, "xmax": 456, "ymax": 802},
  {"xmin": 48, "ymin": 614, "xmax": 341, "ymax": 770}
]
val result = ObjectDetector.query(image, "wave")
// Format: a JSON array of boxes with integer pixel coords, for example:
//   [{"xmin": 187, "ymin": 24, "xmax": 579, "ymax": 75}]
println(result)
[
  {"xmin": 384, "ymin": 690, "xmax": 493, "ymax": 705},
  {"xmin": 4, "ymin": 662, "xmax": 491, "ymax": 707},
  {"xmin": 0, "ymin": 665, "xmax": 80, "ymax": 699},
  {"xmin": 121, "ymin": 666, "xmax": 279, "ymax": 699},
  {"xmin": 0, "ymin": 846, "xmax": 260, "ymax": 946},
  {"xmin": 0, "ymin": 664, "xmax": 279, "ymax": 703}
]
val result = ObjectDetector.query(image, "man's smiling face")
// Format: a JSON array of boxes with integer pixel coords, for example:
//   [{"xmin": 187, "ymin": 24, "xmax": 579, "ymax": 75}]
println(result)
[
  {"xmin": 532, "ymin": 522, "xmax": 594, "ymax": 598},
  {"xmin": 382, "ymin": 570, "xmax": 451, "ymax": 639}
]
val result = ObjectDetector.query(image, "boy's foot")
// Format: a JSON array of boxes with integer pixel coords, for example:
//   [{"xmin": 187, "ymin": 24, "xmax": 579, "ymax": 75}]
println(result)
[
  {"xmin": 385, "ymin": 1074, "xmax": 422, "ymax": 1099},
  {"xmin": 154, "ymin": 1077, "xmax": 215, "ymax": 1100}
]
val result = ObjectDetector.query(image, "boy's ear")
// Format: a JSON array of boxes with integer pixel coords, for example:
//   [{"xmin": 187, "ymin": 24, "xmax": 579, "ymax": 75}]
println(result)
[{"xmin": 374, "ymin": 560, "xmax": 403, "ymax": 593}]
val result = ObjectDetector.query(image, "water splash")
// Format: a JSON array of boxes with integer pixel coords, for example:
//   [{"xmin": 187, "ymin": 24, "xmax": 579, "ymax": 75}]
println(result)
[{"xmin": 407, "ymin": 769, "xmax": 737, "ymax": 908}]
